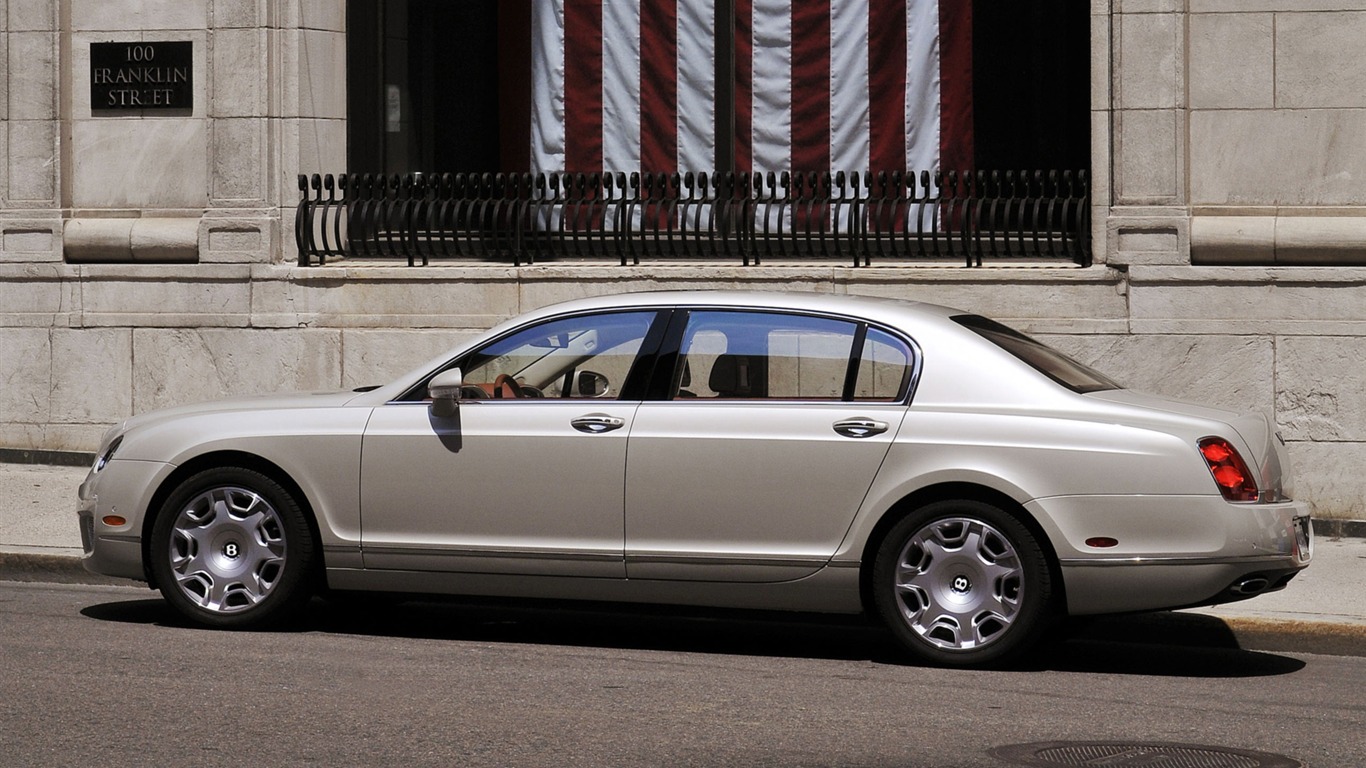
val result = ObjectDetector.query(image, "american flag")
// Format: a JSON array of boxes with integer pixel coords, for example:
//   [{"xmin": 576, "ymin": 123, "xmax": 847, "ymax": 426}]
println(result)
[{"xmin": 530, "ymin": 0, "xmax": 974, "ymax": 178}]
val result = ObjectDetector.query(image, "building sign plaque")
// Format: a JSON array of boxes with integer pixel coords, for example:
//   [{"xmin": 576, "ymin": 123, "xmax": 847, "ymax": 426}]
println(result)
[{"xmin": 91, "ymin": 41, "xmax": 193, "ymax": 111}]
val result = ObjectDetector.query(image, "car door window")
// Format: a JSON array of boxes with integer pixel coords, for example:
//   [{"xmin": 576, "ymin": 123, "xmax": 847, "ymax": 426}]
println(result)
[
  {"xmin": 460, "ymin": 311, "xmax": 656, "ymax": 399},
  {"xmin": 854, "ymin": 327, "xmax": 913, "ymax": 401},
  {"xmin": 671, "ymin": 311, "xmax": 911, "ymax": 401}
]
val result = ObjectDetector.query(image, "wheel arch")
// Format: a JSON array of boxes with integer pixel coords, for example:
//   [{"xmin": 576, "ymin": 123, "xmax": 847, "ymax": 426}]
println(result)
[
  {"xmin": 856, "ymin": 482, "xmax": 1066, "ymax": 617},
  {"xmin": 139, "ymin": 450, "xmax": 325, "ymax": 588}
]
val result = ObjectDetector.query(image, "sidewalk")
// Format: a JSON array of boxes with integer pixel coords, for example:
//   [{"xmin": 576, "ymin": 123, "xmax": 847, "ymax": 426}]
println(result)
[{"xmin": 2, "ymin": 460, "xmax": 1363, "ymax": 654}]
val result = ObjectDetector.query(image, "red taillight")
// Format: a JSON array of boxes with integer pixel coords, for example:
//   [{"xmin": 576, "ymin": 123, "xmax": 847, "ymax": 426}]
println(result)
[{"xmin": 1199, "ymin": 437, "xmax": 1260, "ymax": 502}]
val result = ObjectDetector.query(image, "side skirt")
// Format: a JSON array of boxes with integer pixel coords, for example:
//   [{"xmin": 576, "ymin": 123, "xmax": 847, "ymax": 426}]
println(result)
[{"xmin": 324, "ymin": 564, "xmax": 864, "ymax": 615}]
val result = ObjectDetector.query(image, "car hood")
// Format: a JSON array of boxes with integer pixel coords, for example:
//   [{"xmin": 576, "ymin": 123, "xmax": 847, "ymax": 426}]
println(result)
[{"xmin": 118, "ymin": 390, "xmax": 366, "ymax": 435}]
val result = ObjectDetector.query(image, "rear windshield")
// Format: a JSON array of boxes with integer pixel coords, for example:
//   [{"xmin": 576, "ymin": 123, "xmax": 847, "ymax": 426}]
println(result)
[{"xmin": 952, "ymin": 315, "xmax": 1121, "ymax": 394}]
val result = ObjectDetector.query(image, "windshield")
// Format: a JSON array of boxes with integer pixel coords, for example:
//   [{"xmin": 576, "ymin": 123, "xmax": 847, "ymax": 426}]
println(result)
[{"xmin": 952, "ymin": 315, "xmax": 1121, "ymax": 394}]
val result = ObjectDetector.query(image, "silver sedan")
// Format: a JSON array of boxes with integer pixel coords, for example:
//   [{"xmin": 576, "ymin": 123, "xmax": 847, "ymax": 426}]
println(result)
[{"xmin": 77, "ymin": 291, "xmax": 1312, "ymax": 667}]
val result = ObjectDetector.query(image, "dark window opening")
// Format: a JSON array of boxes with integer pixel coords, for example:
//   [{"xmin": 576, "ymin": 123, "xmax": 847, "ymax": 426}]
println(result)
[{"xmin": 344, "ymin": 1, "xmax": 1089, "ymax": 181}]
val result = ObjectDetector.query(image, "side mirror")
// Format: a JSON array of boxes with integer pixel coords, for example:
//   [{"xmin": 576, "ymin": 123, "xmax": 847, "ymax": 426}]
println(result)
[
  {"xmin": 429, "ymin": 368, "xmax": 464, "ymax": 418},
  {"xmin": 576, "ymin": 370, "xmax": 610, "ymax": 398}
]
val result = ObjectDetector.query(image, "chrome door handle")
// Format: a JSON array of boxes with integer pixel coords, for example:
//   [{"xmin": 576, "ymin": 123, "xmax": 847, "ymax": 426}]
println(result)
[
  {"xmin": 571, "ymin": 414, "xmax": 626, "ymax": 434},
  {"xmin": 833, "ymin": 418, "xmax": 889, "ymax": 438}
]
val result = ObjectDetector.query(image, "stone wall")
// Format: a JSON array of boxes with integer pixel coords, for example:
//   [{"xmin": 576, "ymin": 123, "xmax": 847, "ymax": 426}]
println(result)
[{"xmin": 3, "ymin": 1, "xmax": 1366, "ymax": 517}]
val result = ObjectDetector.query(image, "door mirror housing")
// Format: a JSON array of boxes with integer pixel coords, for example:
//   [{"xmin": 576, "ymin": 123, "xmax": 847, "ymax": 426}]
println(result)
[
  {"xmin": 576, "ymin": 370, "xmax": 610, "ymax": 398},
  {"xmin": 429, "ymin": 368, "xmax": 464, "ymax": 418}
]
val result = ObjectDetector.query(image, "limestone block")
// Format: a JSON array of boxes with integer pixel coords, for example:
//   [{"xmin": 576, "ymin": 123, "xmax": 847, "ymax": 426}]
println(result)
[
  {"xmin": 1284, "ymin": 440, "xmax": 1366, "ymax": 519},
  {"xmin": 78, "ymin": 265, "xmax": 251, "ymax": 327},
  {"xmin": 7, "ymin": 31, "xmax": 55, "ymax": 120},
  {"xmin": 50, "ymin": 329, "xmax": 134, "ymax": 423},
  {"xmin": 1276, "ymin": 12, "xmax": 1366, "ymax": 109},
  {"xmin": 1190, "ymin": 110, "xmax": 1366, "ymax": 206},
  {"xmin": 0, "ymin": 328, "xmax": 51, "ymax": 424},
  {"xmin": 1276, "ymin": 217, "xmax": 1366, "ymax": 264},
  {"xmin": 63, "ymin": 218, "xmax": 199, "ymax": 263},
  {"xmin": 129, "ymin": 218, "xmax": 199, "ymax": 262},
  {"xmin": 131, "ymin": 328, "xmax": 342, "ymax": 411},
  {"xmin": 1089, "ymin": 110, "xmax": 1112, "ymax": 217},
  {"xmin": 1129, "ymin": 266, "xmax": 1366, "ymax": 334},
  {"xmin": 1, "ymin": 223, "xmax": 59, "ymax": 262},
  {"xmin": 211, "ymin": 28, "xmax": 263, "ymax": 117},
  {"xmin": 845, "ymin": 278, "xmax": 1128, "ymax": 333},
  {"xmin": 1110, "ymin": 216, "xmax": 1190, "ymax": 265},
  {"xmin": 279, "ymin": 29, "xmax": 346, "ymax": 121},
  {"xmin": 249, "ymin": 266, "xmax": 521, "ymax": 328},
  {"xmin": 1190, "ymin": 216, "xmax": 1275, "ymax": 264},
  {"xmin": 1118, "ymin": 0, "xmax": 1184, "ymax": 12},
  {"xmin": 1090, "ymin": 13, "xmax": 1110, "ymax": 113},
  {"xmin": 71, "ymin": 0, "xmax": 209, "ymax": 31},
  {"xmin": 340, "ymin": 329, "xmax": 480, "ymax": 389},
  {"xmin": 0, "ymin": 423, "xmax": 107, "ymax": 453},
  {"xmin": 289, "ymin": 118, "xmax": 347, "ymax": 178},
  {"xmin": 1117, "ymin": 13, "xmax": 1183, "ymax": 110},
  {"xmin": 7, "ymin": 120, "xmax": 56, "ymax": 203},
  {"xmin": 515, "ymin": 270, "xmax": 824, "ymax": 314},
  {"xmin": 63, "ymin": 218, "xmax": 133, "ymax": 262},
  {"xmin": 1189, "ymin": 13, "xmax": 1273, "ymax": 110},
  {"xmin": 0, "ymin": 34, "xmax": 8, "ymax": 122},
  {"xmin": 1115, "ymin": 110, "xmax": 1181, "ymax": 204},
  {"xmin": 0, "ymin": 263, "xmax": 77, "ymax": 324},
  {"xmin": 70, "ymin": 119, "xmax": 208, "ymax": 208},
  {"xmin": 1276, "ymin": 336, "xmax": 1366, "ymax": 442},
  {"xmin": 202, "ymin": 217, "xmax": 272, "ymax": 263},
  {"xmin": 296, "ymin": 0, "xmax": 346, "ymax": 32},
  {"xmin": 213, "ymin": 0, "xmax": 263, "ymax": 29},
  {"xmin": 212, "ymin": 119, "xmax": 265, "ymax": 202},
  {"xmin": 8, "ymin": 0, "xmax": 56, "ymax": 30},
  {"xmin": 1192, "ymin": 1, "xmax": 1366, "ymax": 10},
  {"xmin": 1041, "ymin": 333, "xmax": 1275, "ymax": 416}
]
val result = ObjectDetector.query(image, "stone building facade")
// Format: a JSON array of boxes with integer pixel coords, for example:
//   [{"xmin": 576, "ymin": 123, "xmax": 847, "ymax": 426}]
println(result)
[{"xmin": 2, "ymin": 0, "xmax": 1365, "ymax": 516}]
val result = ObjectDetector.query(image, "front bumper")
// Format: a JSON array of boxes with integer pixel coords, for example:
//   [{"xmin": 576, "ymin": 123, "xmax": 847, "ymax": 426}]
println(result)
[{"xmin": 77, "ymin": 458, "xmax": 175, "ymax": 583}]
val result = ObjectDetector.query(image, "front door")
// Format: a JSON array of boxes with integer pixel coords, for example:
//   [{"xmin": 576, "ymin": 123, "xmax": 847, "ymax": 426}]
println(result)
[{"xmin": 360, "ymin": 310, "xmax": 660, "ymax": 577}]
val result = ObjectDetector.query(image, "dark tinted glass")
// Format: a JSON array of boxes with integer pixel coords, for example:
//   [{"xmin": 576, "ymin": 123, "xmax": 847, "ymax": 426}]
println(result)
[{"xmin": 952, "ymin": 315, "xmax": 1120, "ymax": 394}]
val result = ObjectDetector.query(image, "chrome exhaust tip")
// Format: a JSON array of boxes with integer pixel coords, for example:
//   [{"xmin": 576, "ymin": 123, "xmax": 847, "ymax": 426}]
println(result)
[{"xmin": 1231, "ymin": 577, "xmax": 1271, "ymax": 595}]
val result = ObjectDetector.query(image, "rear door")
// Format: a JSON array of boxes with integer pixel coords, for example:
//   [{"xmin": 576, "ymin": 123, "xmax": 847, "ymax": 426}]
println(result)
[{"xmin": 624, "ymin": 309, "xmax": 914, "ymax": 582}]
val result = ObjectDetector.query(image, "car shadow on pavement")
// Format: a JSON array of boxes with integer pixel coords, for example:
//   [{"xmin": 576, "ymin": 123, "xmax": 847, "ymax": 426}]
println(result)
[{"xmin": 81, "ymin": 593, "xmax": 1305, "ymax": 678}]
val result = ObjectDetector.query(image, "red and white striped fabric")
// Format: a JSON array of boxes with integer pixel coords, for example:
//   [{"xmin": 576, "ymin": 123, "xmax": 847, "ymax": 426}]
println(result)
[{"xmin": 530, "ymin": 0, "xmax": 973, "ymax": 178}]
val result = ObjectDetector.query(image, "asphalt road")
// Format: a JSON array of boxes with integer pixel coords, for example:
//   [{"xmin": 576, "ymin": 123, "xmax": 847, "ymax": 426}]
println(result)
[{"xmin": 3, "ymin": 582, "xmax": 1363, "ymax": 767}]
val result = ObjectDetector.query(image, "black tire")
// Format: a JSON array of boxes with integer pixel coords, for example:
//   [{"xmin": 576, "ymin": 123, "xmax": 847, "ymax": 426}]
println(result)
[
  {"xmin": 872, "ymin": 499, "xmax": 1053, "ymax": 667},
  {"xmin": 149, "ymin": 467, "xmax": 317, "ymax": 628}
]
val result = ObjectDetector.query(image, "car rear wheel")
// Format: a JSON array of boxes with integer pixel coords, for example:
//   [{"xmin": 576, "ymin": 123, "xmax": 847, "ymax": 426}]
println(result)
[
  {"xmin": 873, "ymin": 500, "xmax": 1053, "ymax": 667},
  {"xmin": 150, "ymin": 467, "xmax": 316, "ymax": 628}
]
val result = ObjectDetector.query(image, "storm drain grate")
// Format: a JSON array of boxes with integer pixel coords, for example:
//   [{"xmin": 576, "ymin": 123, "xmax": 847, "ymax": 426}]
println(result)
[{"xmin": 989, "ymin": 741, "xmax": 1305, "ymax": 768}]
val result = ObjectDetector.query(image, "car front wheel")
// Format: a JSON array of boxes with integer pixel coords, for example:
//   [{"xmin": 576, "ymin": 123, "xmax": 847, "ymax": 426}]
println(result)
[
  {"xmin": 873, "ymin": 500, "xmax": 1053, "ymax": 667},
  {"xmin": 149, "ymin": 467, "xmax": 316, "ymax": 628}
]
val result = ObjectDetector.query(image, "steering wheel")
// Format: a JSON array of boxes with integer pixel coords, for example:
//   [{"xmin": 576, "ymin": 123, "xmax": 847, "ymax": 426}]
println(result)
[{"xmin": 492, "ymin": 374, "xmax": 524, "ymax": 399}]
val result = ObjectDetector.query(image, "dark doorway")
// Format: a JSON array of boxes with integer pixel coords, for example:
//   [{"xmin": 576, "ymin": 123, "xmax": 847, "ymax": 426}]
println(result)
[
  {"xmin": 971, "ymin": 1, "xmax": 1091, "ymax": 172},
  {"xmin": 346, "ymin": 0, "xmax": 529, "ymax": 176}
]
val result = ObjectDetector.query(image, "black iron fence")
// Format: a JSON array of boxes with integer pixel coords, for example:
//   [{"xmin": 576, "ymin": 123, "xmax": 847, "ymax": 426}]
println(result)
[{"xmin": 295, "ymin": 169, "xmax": 1090, "ymax": 268}]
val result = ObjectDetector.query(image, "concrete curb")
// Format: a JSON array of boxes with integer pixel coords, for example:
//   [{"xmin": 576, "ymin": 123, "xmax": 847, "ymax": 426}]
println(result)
[
  {"xmin": 0, "ymin": 448, "xmax": 95, "ymax": 467},
  {"xmin": 0, "ymin": 549, "xmax": 142, "ymax": 587},
  {"xmin": 1313, "ymin": 517, "xmax": 1366, "ymax": 539}
]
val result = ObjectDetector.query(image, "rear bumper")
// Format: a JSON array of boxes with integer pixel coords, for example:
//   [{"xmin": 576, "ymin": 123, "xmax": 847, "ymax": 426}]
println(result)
[{"xmin": 1036, "ymin": 496, "xmax": 1312, "ymax": 615}]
